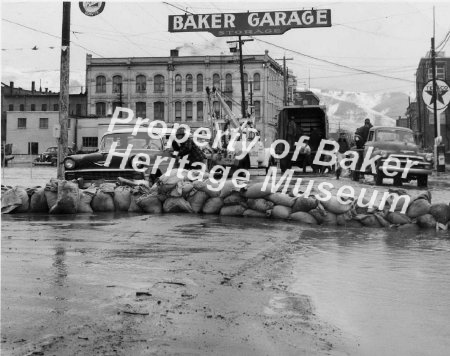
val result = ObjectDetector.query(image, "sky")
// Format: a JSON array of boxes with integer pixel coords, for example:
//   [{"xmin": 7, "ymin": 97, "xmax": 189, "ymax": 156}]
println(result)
[{"xmin": 1, "ymin": 0, "xmax": 450, "ymax": 97}]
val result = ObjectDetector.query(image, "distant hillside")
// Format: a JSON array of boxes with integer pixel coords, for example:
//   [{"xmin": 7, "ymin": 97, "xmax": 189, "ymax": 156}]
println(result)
[{"xmin": 310, "ymin": 89, "xmax": 410, "ymax": 133}]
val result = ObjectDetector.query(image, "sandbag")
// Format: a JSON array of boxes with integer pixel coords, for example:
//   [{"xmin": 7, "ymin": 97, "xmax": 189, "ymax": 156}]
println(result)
[
  {"xmin": 169, "ymin": 181, "xmax": 194, "ymax": 198},
  {"xmin": 345, "ymin": 219, "xmax": 364, "ymax": 228},
  {"xmin": 429, "ymin": 203, "xmax": 450, "ymax": 224},
  {"xmin": 49, "ymin": 181, "xmax": 79, "ymax": 214},
  {"xmin": 44, "ymin": 179, "xmax": 61, "ymax": 210},
  {"xmin": 242, "ymin": 182, "xmax": 272, "ymax": 199},
  {"xmin": 416, "ymin": 214, "xmax": 436, "ymax": 229},
  {"xmin": 29, "ymin": 188, "xmax": 48, "ymax": 213},
  {"xmin": 336, "ymin": 210, "xmax": 354, "ymax": 226},
  {"xmin": 290, "ymin": 211, "xmax": 318, "ymax": 225},
  {"xmin": 397, "ymin": 223, "xmax": 421, "ymax": 233},
  {"xmin": 163, "ymin": 197, "xmax": 193, "ymax": 213},
  {"xmin": 354, "ymin": 214, "xmax": 383, "ymax": 228},
  {"xmin": 137, "ymin": 194, "xmax": 163, "ymax": 214},
  {"xmin": 202, "ymin": 197, "xmax": 224, "ymax": 214},
  {"xmin": 272, "ymin": 205, "xmax": 292, "ymax": 219},
  {"xmin": 187, "ymin": 190, "xmax": 209, "ymax": 213},
  {"xmin": 386, "ymin": 212, "xmax": 411, "ymax": 225},
  {"xmin": 292, "ymin": 196, "xmax": 318, "ymax": 213},
  {"xmin": 220, "ymin": 205, "xmax": 246, "ymax": 216},
  {"xmin": 78, "ymin": 188, "xmax": 95, "ymax": 213},
  {"xmin": 321, "ymin": 196, "xmax": 353, "ymax": 215},
  {"xmin": 321, "ymin": 211, "xmax": 337, "ymax": 226},
  {"xmin": 92, "ymin": 189, "xmax": 115, "ymax": 212},
  {"xmin": 406, "ymin": 199, "xmax": 431, "ymax": 219},
  {"xmin": 158, "ymin": 174, "xmax": 184, "ymax": 194},
  {"xmin": 308, "ymin": 207, "xmax": 326, "ymax": 224},
  {"xmin": 114, "ymin": 186, "xmax": 132, "ymax": 211},
  {"xmin": 243, "ymin": 209, "xmax": 267, "ymax": 218},
  {"xmin": 219, "ymin": 180, "xmax": 238, "ymax": 199},
  {"xmin": 128, "ymin": 192, "xmax": 143, "ymax": 212},
  {"xmin": 383, "ymin": 188, "xmax": 410, "ymax": 213},
  {"xmin": 198, "ymin": 179, "xmax": 221, "ymax": 198},
  {"xmin": 1, "ymin": 186, "xmax": 29, "ymax": 213},
  {"xmin": 266, "ymin": 193, "xmax": 295, "ymax": 207},
  {"xmin": 247, "ymin": 198, "xmax": 274, "ymax": 212},
  {"xmin": 223, "ymin": 192, "xmax": 246, "ymax": 206},
  {"xmin": 375, "ymin": 213, "xmax": 390, "ymax": 227}
]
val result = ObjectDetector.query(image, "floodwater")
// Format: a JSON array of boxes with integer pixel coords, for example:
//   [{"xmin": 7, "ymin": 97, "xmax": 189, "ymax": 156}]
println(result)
[{"xmin": 291, "ymin": 227, "xmax": 450, "ymax": 356}]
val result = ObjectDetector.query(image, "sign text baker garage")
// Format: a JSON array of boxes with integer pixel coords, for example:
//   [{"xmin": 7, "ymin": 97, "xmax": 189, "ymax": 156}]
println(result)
[{"xmin": 168, "ymin": 10, "xmax": 331, "ymax": 37}]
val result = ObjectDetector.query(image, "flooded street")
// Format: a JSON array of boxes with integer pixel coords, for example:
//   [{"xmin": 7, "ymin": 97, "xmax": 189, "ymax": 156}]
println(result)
[
  {"xmin": 2, "ymin": 211, "xmax": 449, "ymax": 355},
  {"xmin": 291, "ymin": 228, "xmax": 450, "ymax": 356}
]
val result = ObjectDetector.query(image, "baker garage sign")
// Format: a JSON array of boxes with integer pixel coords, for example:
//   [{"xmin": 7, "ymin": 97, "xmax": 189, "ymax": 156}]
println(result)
[{"xmin": 168, "ymin": 10, "xmax": 332, "ymax": 37}]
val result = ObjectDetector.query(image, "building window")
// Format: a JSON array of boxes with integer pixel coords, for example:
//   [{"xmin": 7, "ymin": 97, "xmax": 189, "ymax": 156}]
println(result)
[
  {"xmin": 225, "ymin": 74, "xmax": 233, "ymax": 92},
  {"xmin": 225, "ymin": 101, "xmax": 232, "ymax": 111},
  {"xmin": 253, "ymin": 73, "xmax": 261, "ymax": 91},
  {"xmin": 68, "ymin": 119, "xmax": 71, "ymax": 129},
  {"xmin": 243, "ymin": 73, "xmax": 248, "ymax": 91},
  {"xmin": 8, "ymin": 104, "xmax": 14, "ymax": 111},
  {"xmin": 154, "ymin": 101, "xmax": 164, "ymax": 120},
  {"xmin": 82, "ymin": 137, "xmax": 98, "ymax": 148},
  {"xmin": 76, "ymin": 104, "xmax": 82, "ymax": 116},
  {"xmin": 186, "ymin": 101, "xmax": 193, "ymax": 121},
  {"xmin": 53, "ymin": 103, "xmax": 59, "ymax": 111},
  {"xmin": 254, "ymin": 101, "xmax": 261, "ymax": 121},
  {"xmin": 28, "ymin": 142, "xmax": 39, "ymax": 155},
  {"xmin": 175, "ymin": 74, "xmax": 182, "ymax": 92},
  {"xmin": 39, "ymin": 118, "xmax": 48, "ymax": 129},
  {"xmin": 154, "ymin": 75, "xmax": 164, "ymax": 92},
  {"xmin": 186, "ymin": 74, "xmax": 193, "ymax": 92},
  {"xmin": 428, "ymin": 63, "xmax": 446, "ymax": 80},
  {"xmin": 113, "ymin": 75, "xmax": 122, "ymax": 93},
  {"xmin": 96, "ymin": 102, "xmax": 106, "ymax": 116},
  {"xmin": 136, "ymin": 75, "xmax": 146, "ymax": 93},
  {"xmin": 213, "ymin": 101, "xmax": 220, "ymax": 118},
  {"xmin": 20, "ymin": 104, "xmax": 25, "ymax": 111},
  {"xmin": 96, "ymin": 75, "xmax": 106, "ymax": 93},
  {"xmin": 197, "ymin": 74, "xmax": 203, "ymax": 92},
  {"xmin": 213, "ymin": 74, "xmax": 220, "ymax": 89},
  {"xmin": 136, "ymin": 102, "xmax": 146, "ymax": 118},
  {"xmin": 175, "ymin": 101, "xmax": 182, "ymax": 121},
  {"xmin": 197, "ymin": 101, "xmax": 203, "ymax": 121},
  {"xmin": 41, "ymin": 104, "xmax": 47, "ymax": 111},
  {"xmin": 31, "ymin": 104, "xmax": 36, "ymax": 111},
  {"xmin": 18, "ymin": 117, "xmax": 26, "ymax": 129}
]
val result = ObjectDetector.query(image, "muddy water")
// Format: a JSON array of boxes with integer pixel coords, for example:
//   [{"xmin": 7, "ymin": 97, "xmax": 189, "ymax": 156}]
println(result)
[{"xmin": 291, "ymin": 227, "xmax": 450, "ymax": 356}]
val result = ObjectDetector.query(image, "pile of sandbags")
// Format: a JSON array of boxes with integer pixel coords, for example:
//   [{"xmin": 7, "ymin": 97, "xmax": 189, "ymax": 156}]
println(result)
[{"xmin": 2, "ymin": 173, "xmax": 449, "ymax": 231}]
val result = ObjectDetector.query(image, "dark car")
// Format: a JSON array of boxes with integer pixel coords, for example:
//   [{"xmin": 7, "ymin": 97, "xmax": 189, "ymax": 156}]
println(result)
[
  {"xmin": 63, "ymin": 128, "xmax": 173, "ymax": 186},
  {"xmin": 349, "ymin": 126, "xmax": 433, "ymax": 187},
  {"xmin": 33, "ymin": 146, "xmax": 74, "ymax": 166}
]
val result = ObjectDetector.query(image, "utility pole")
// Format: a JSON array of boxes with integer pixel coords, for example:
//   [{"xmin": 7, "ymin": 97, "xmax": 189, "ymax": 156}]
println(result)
[
  {"xmin": 57, "ymin": 1, "xmax": 70, "ymax": 179},
  {"xmin": 275, "ymin": 56, "xmax": 293, "ymax": 106},
  {"xmin": 249, "ymin": 80, "xmax": 253, "ymax": 116},
  {"xmin": 227, "ymin": 36, "xmax": 253, "ymax": 118}
]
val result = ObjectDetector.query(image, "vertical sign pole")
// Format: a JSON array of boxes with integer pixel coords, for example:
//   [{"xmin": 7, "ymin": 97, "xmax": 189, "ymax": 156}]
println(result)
[
  {"xmin": 57, "ymin": 2, "xmax": 71, "ymax": 179},
  {"xmin": 431, "ymin": 38, "xmax": 438, "ymax": 139},
  {"xmin": 238, "ymin": 36, "xmax": 246, "ymax": 118}
]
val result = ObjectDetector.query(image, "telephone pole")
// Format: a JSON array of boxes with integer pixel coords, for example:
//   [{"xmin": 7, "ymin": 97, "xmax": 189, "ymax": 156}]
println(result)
[
  {"xmin": 57, "ymin": 1, "xmax": 70, "ymax": 179},
  {"xmin": 275, "ymin": 56, "xmax": 293, "ymax": 106}
]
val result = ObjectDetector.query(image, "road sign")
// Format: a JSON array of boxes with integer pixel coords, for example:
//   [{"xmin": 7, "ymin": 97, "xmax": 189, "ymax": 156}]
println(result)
[
  {"xmin": 422, "ymin": 79, "xmax": 450, "ymax": 113},
  {"xmin": 168, "ymin": 9, "xmax": 331, "ymax": 37}
]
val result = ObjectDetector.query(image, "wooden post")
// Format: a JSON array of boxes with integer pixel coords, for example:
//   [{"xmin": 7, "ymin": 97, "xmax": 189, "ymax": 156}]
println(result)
[{"xmin": 57, "ymin": 1, "xmax": 71, "ymax": 179}]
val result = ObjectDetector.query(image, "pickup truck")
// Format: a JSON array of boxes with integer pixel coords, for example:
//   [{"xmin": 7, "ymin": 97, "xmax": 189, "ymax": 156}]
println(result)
[{"xmin": 349, "ymin": 126, "xmax": 433, "ymax": 187}]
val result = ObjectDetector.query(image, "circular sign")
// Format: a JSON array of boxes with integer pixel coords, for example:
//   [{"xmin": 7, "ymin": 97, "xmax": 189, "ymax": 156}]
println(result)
[
  {"xmin": 79, "ymin": 2, "xmax": 105, "ymax": 17},
  {"xmin": 422, "ymin": 79, "xmax": 450, "ymax": 112}
]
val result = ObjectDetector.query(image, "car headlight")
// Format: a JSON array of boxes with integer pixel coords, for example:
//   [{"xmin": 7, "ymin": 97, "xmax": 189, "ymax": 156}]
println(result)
[
  {"xmin": 64, "ymin": 158, "xmax": 76, "ymax": 169},
  {"xmin": 379, "ymin": 150, "xmax": 388, "ymax": 159},
  {"xmin": 425, "ymin": 153, "xmax": 433, "ymax": 162}
]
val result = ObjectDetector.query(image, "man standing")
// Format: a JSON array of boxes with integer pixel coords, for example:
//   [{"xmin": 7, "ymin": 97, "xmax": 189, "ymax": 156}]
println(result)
[
  {"xmin": 172, "ymin": 127, "xmax": 206, "ymax": 170},
  {"xmin": 287, "ymin": 116, "xmax": 297, "ymax": 148}
]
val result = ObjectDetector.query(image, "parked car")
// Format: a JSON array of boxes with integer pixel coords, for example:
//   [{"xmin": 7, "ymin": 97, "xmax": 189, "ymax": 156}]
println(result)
[
  {"xmin": 63, "ymin": 128, "xmax": 173, "ymax": 186},
  {"xmin": 33, "ymin": 146, "xmax": 74, "ymax": 166},
  {"xmin": 349, "ymin": 126, "xmax": 433, "ymax": 187}
]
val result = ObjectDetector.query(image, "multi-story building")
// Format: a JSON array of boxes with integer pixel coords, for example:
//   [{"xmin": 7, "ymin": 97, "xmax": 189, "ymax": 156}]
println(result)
[
  {"xmin": 415, "ymin": 52, "xmax": 450, "ymax": 160},
  {"xmin": 85, "ymin": 49, "xmax": 294, "ymax": 146},
  {"xmin": 1, "ymin": 81, "xmax": 87, "ymax": 149}
]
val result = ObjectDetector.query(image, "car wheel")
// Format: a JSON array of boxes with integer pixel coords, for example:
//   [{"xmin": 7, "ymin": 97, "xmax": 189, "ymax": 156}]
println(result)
[
  {"xmin": 351, "ymin": 170, "xmax": 360, "ymax": 182},
  {"xmin": 51, "ymin": 159, "xmax": 57, "ymax": 166},
  {"xmin": 238, "ymin": 154, "xmax": 251, "ymax": 170},
  {"xmin": 374, "ymin": 171, "xmax": 383, "ymax": 186},
  {"xmin": 393, "ymin": 174, "xmax": 403, "ymax": 186},
  {"xmin": 417, "ymin": 175, "xmax": 428, "ymax": 188}
]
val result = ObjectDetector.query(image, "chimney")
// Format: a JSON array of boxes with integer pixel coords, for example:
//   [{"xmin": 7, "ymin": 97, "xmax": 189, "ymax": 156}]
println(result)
[
  {"xmin": 9, "ymin": 81, "xmax": 14, "ymax": 95},
  {"xmin": 31, "ymin": 81, "xmax": 35, "ymax": 92},
  {"xmin": 45, "ymin": 88, "xmax": 48, "ymax": 93},
  {"xmin": 170, "ymin": 49, "xmax": 179, "ymax": 57}
]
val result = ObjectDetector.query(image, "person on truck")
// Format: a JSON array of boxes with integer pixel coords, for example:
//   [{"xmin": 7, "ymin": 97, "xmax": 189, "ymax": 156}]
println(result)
[
  {"xmin": 172, "ymin": 127, "xmax": 206, "ymax": 170},
  {"xmin": 355, "ymin": 118, "xmax": 373, "ymax": 148},
  {"xmin": 336, "ymin": 133, "xmax": 350, "ymax": 179},
  {"xmin": 287, "ymin": 116, "xmax": 297, "ymax": 148}
]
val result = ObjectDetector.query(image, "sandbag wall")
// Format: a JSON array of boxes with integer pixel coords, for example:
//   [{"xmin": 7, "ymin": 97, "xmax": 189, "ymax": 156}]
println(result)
[{"xmin": 2, "ymin": 169, "xmax": 450, "ymax": 231}]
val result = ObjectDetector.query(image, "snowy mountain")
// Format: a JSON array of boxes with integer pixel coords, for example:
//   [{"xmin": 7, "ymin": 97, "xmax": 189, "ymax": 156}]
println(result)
[{"xmin": 310, "ymin": 89, "xmax": 410, "ymax": 133}]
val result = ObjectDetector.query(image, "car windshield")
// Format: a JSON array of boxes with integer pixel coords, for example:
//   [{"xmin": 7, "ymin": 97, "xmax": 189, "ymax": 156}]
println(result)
[
  {"xmin": 100, "ymin": 132, "xmax": 162, "ymax": 151},
  {"xmin": 376, "ymin": 130, "xmax": 415, "ymax": 144}
]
